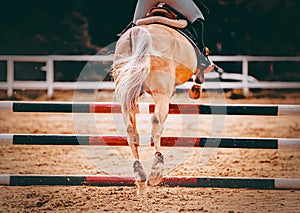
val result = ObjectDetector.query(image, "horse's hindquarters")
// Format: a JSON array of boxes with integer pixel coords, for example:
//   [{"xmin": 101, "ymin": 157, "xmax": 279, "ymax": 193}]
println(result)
[{"xmin": 146, "ymin": 25, "xmax": 197, "ymax": 86}]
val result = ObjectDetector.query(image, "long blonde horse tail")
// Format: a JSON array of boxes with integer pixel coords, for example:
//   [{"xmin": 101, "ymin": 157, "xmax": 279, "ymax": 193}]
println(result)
[{"xmin": 112, "ymin": 26, "xmax": 159, "ymax": 113}]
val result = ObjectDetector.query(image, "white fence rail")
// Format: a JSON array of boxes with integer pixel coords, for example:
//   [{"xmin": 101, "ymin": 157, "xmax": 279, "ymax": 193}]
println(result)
[{"xmin": 0, "ymin": 55, "xmax": 300, "ymax": 97}]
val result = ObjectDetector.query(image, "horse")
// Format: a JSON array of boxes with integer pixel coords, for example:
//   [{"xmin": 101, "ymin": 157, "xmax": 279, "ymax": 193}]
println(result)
[{"xmin": 112, "ymin": 20, "xmax": 214, "ymax": 195}]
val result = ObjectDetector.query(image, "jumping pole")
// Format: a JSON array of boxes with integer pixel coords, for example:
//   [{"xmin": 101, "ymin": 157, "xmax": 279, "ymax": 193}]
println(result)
[
  {"xmin": 1, "ymin": 134, "xmax": 300, "ymax": 149},
  {"xmin": 1, "ymin": 175, "xmax": 299, "ymax": 189},
  {"xmin": 1, "ymin": 101, "xmax": 300, "ymax": 115}
]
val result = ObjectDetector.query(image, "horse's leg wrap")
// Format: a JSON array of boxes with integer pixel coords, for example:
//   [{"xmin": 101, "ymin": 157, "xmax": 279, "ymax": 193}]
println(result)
[
  {"xmin": 133, "ymin": 160, "xmax": 147, "ymax": 181},
  {"xmin": 133, "ymin": 160, "xmax": 148, "ymax": 195},
  {"xmin": 148, "ymin": 151, "xmax": 164, "ymax": 186}
]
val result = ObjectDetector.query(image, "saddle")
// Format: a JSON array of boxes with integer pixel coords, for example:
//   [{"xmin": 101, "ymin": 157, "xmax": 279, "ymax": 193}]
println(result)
[
  {"xmin": 146, "ymin": 3, "xmax": 178, "ymax": 20},
  {"xmin": 142, "ymin": 3, "xmax": 199, "ymax": 44}
]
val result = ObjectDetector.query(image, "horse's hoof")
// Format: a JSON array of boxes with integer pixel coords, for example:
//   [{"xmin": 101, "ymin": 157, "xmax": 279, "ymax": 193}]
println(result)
[
  {"xmin": 148, "ymin": 152, "xmax": 164, "ymax": 186},
  {"xmin": 188, "ymin": 84, "xmax": 202, "ymax": 99},
  {"xmin": 136, "ymin": 180, "xmax": 148, "ymax": 196},
  {"xmin": 133, "ymin": 160, "xmax": 147, "ymax": 181}
]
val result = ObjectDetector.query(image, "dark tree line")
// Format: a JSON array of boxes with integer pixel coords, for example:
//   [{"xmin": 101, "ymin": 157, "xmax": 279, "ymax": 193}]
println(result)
[{"xmin": 0, "ymin": 0, "xmax": 299, "ymax": 55}]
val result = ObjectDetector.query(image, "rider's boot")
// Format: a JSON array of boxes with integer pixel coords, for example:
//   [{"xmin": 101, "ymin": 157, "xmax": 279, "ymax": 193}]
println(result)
[
  {"xmin": 191, "ymin": 18, "xmax": 206, "ymax": 54},
  {"xmin": 192, "ymin": 18, "xmax": 213, "ymax": 72}
]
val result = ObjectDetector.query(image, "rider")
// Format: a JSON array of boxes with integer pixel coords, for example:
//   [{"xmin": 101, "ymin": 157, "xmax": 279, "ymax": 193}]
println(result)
[{"xmin": 131, "ymin": 0, "xmax": 208, "ymax": 52}]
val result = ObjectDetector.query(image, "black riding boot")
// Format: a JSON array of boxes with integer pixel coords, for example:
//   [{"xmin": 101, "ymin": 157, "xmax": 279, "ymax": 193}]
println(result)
[{"xmin": 191, "ymin": 18, "xmax": 206, "ymax": 54}]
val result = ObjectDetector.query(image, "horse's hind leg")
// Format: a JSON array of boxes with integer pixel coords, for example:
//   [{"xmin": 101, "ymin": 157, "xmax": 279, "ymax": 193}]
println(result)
[
  {"xmin": 124, "ymin": 111, "xmax": 147, "ymax": 195},
  {"xmin": 148, "ymin": 92, "xmax": 170, "ymax": 186}
]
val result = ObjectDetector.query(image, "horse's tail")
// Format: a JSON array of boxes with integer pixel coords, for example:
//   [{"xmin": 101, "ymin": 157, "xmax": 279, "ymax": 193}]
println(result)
[{"xmin": 112, "ymin": 26, "xmax": 158, "ymax": 113}]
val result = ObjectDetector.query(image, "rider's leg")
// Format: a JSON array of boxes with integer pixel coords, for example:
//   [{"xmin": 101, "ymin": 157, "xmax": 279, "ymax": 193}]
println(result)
[
  {"xmin": 163, "ymin": 0, "xmax": 205, "ymax": 22},
  {"xmin": 164, "ymin": 0, "xmax": 206, "ymax": 52}
]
